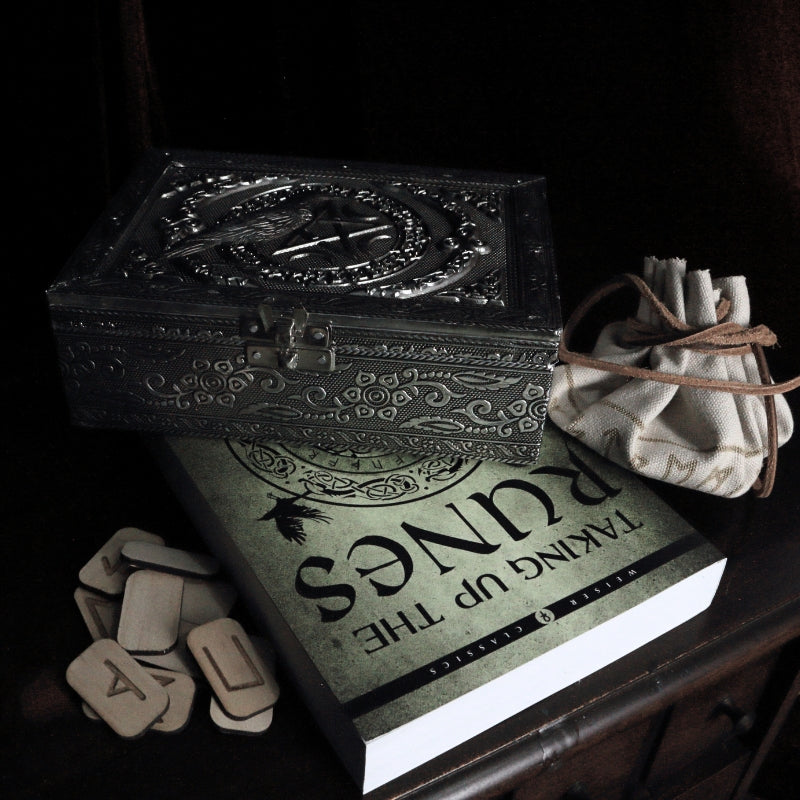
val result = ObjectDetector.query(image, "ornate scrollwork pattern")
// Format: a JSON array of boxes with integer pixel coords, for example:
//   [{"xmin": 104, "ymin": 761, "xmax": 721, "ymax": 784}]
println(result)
[
  {"xmin": 144, "ymin": 356, "xmax": 257, "ymax": 409},
  {"xmin": 58, "ymin": 341, "xmax": 127, "ymax": 395},
  {"xmin": 243, "ymin": 367, "xmax": 468, "ymax": 424},
  {"xmin": 401, "ymin": 382, "xmax": 548, "ymax": 438},
  {"xmin": 55, "ymin": 317, "xmax": 555, "ymax": 464}
]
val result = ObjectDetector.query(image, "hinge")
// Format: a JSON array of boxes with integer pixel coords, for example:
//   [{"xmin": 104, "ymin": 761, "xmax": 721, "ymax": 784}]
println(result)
[{"xmin": 242, "ymin": 303, "xmax": 335, "ymax": 372}]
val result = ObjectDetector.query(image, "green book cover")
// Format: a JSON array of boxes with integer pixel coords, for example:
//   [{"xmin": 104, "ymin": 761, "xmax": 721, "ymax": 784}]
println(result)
[{"xmin": 154, "ymin": 426, "xmax": 726, "ymax": 793}]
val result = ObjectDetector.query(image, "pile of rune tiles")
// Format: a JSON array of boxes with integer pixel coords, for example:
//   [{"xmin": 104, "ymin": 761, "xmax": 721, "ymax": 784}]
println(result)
[{"xmin": 67, "ymin": 527, "xmax": 279, "ymax": 738}]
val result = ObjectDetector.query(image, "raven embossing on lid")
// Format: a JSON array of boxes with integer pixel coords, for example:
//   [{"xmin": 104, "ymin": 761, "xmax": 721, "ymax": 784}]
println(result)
[{"xmin": 47, "ymin": 149, "xmax": 561, "ymax": 464}]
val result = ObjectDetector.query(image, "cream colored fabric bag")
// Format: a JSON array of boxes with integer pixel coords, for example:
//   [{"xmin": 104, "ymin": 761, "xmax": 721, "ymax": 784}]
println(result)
[{"xmin": 549, "ymin": 257, "xmax": 797, "ymax": 498}]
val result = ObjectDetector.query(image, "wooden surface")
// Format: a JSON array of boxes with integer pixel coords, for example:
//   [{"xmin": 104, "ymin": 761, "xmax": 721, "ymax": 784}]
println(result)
[
  {"xmin": 121, "ymin": 541, "xmax": 221, "ymax": 578},
  {"xmin": 5, "ymin": 3, "xmax": 799, "ymax": 799},
  {"xmin": 78, "ymin": 528, "xmax": 164, "ymax": 596},
  {"xmin": 65, "ymin": 639, "xmax": 171, "ymax": 740},
  {"xmin": 187, "ymin": 618, "xmax": 280, "ymax": 720},
  {"xmin": 117, "ymin": 570, "xmax": 184, "ymax": 655}
]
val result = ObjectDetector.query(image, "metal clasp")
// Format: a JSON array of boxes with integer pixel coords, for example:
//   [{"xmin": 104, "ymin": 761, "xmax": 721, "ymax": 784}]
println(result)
[{"xmin": 243, "ymin": 303, "xmax": 335, "ymax": 372}]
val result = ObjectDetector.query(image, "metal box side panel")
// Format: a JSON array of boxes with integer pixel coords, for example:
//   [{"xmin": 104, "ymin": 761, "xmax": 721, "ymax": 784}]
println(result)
[{"xmin": 49, "ymin": 303, "xmax": 558, "ymax": 464}]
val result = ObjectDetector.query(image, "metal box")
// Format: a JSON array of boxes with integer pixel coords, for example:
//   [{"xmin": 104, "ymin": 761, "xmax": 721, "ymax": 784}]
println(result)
[{"xmin": 47, "ymin": 150, "xmax": 561, "ymax": 463}]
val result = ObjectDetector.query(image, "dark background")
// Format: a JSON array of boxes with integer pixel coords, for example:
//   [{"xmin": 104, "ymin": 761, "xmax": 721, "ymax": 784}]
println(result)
[{"xmin": 4, "ymin": 1, "xmax": 799, "ymax": 798}]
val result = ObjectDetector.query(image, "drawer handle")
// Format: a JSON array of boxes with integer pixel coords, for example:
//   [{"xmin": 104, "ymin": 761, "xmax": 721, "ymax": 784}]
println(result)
[
  {"xmin": 563, "ymin": 784, "xmax": 593, "ymax": 800},
  {"xmin": 716, "ymin": 696, "xmax": 755, "ymax": 735}
]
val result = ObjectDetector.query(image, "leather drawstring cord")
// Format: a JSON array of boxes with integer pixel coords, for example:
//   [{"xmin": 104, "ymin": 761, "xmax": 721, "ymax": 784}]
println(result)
[{"xmin": 557, "ymin": 273, "xmax": 800, "ymax": 498}]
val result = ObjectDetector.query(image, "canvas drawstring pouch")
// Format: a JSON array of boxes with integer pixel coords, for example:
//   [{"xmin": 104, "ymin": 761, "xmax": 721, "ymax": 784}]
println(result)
[{"xmin": 549, "ymin": 257, "xmax": 799, "ymax": 498}]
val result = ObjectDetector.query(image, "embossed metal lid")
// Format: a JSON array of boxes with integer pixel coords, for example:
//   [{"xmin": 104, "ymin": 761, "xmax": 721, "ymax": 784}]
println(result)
[{"xmin": 48, "ymin": 149, "xmax": 560, "ymax": 340}]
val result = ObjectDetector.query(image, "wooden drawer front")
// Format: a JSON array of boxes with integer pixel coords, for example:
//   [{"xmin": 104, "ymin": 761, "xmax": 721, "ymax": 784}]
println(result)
[
  {"xmin": 668, "ymin": 753, "xmax": 750, "ymax": 800},
  {"xmin": 513, "ymin": 718, "xmax": 652, "ymax": 800},
  {"xmin": 646, "ymin": 654, "xmax": 777, "ymax": 789}
]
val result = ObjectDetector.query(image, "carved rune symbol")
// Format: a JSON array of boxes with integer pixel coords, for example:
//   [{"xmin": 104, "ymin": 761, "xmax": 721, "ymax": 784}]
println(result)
[
  {"xmin": 104, "ymin": 659, "xmax": 146, "ymax": 700},
  {"xmin": 84, "ymin": 594, "xmax": 118, "ymax": 638},
  {"xmin": 100, "ymin": 555, "xmax": 125, "ymax": 576},
  {"xmin": 202, "ymin": 636, "xmax": 265, "ymax": 692}
]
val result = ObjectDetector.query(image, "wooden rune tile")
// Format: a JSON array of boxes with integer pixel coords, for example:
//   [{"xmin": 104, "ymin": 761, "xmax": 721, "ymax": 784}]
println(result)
[
  {"xmin": 121, "ymin": 541, "xmax": 220, "ymax": 578},
  {"xmin": 66, "ymin": 639, "xmax": 170, "ymax": 739},
  {"xmin": 147, "ymin": 667, "xmax": 197, "ymax": 734},
  {"xmin": 209, "ymin": 635, "xmax": 278, "ymax": 735},
  {"xmin": 78, "ymin": 528, "xmax": 165, "ymax": 596},
  {"xmin": 135, "ymin": 621, "xmax": 202, "ymax": 677},
  {"xmin": 210, "ymin": 696, "xmax": 274, "ymax": 735},
  {"xmin": 208, "ymin": 632, "xmax": 277, "ymax": 735},
  {"xmin": 117, "ymin": 570, "xmax": 184, "ymax": 655},
  {"xmin": 180, "ymin": 578, "xmax": 237, "ymax": 626},
  {"xmin": 74, "ymin": 587, "xmax": 121, "ymax": 641},
  {"xmin": 187, "ymin": 618, "xmax": 280, "ymax": 720}
]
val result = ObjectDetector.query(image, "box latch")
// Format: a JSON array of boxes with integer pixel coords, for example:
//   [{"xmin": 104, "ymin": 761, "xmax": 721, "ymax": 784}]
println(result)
[{"xmin": 243, "ymin": 304, "xmax": 335, "ymax": 372}]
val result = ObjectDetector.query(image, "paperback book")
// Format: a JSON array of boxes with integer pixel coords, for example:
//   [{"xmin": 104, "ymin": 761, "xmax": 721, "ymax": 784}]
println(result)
[{"xmin": 153, "ymin": 426, "xmax": 726, "ymax": 793}]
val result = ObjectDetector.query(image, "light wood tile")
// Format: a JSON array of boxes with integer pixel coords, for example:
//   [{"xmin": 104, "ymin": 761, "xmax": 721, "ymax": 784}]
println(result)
[
  {"xmin": 210, "ymin": 696, "xmax": 273, "ymax": 735},
  {"xmin": 187, "ymin": 618, "xmax": 279, "ymax": 720},
  {"xmin": 135, "ymin": 621, "xmax": 202, "ymax": 677},
  {"xmin": 117, "ymin": 570, "xmax": 184, "ymax": 655},
  {"xmin": 74, "ymin": 587, "xmax": 121, "ymax": 641},
  {"xmin": 66, "ymin": 639, "xmax": 170, "ymax": 739},
  {"xmin": 147, "ymin": 667, "xmax": 197, "ymax": 734},
  {"xmin": 121, "ymin": 540, "xmax": 219, "ymax": 578},
  {"xmin": 78, "ymin": 528, "xmax": 164, "ymax": 596},
  {"xmin": 181, "ymin": 578, "xmax": 237, "ymax": 626}
]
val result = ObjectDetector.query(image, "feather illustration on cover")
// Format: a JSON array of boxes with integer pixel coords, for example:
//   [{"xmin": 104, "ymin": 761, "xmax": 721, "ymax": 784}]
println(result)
[{"xmin": 549, "ymin": 257, "xmax": 800, "ymax": 498}]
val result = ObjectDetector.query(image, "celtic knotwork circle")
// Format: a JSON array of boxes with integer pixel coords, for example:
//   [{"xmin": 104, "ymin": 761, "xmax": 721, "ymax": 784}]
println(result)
[
  {"xmin": 158, "ymin": 180, "xmax": 430, "ymax": 291},
  {"xmin": 226, "ymin": 438, "xmax": 479, "ymax": 507}
]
